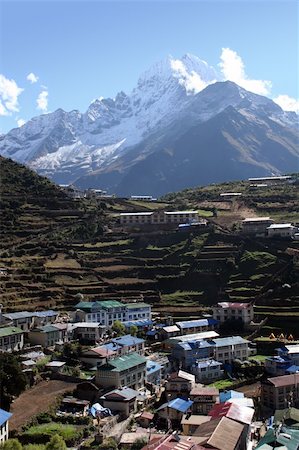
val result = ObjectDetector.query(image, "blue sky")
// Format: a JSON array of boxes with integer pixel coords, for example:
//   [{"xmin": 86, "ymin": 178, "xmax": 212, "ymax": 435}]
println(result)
[{"xmin": 0, "ymin": 0, "xmax": 298, "ymax": 133}]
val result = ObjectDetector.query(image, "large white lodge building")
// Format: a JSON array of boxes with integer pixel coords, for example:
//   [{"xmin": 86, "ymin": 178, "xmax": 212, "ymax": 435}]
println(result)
[{"xmin": 119, "ymin": 210, "xmax": 199, "ymax": 225}]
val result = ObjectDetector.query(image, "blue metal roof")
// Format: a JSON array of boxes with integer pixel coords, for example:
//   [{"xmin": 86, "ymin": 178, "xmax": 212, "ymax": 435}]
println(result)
[
  {"xmin": 0, "ymin": 408, "xmax": 12, "ymax": 426},
  {"xmin": 168, "ymin": 398, "xmax": 193, "ymax": 413},
  {"xmin": 219, "ymin": 390, "xmax": 244, "ymax": 403},
  {"xmin": 3, "ymin": 311, "xmax": 35, "ymax": 320},
  {"xmin": 213, "ymin": 336, "xmax": 249, "ymax": 347},
  {"xmin": 286, "ymin": 365, "xmax": 299, "ymax": 374},
  {"xmin": 146, "ymin": 330, "xmax": 158, "ymax": 336},
  {"xmin": 101, "ymin": 342, "xmax": 122, "ymax": 352},
  {"xmin": 177, "ymin": 319, "xmax": 210, "ymax": 329},
  {"xmin": 35, "ymin": 310, "xmax": 58, "ymax": 317},
  {"xmin": 196, "ymin": 359, "xmax": 222, "ymax": 369},
  {"xmin": 122, "ymin": 320, "xmax": 152, "ymax": 328},
  {"xmin": 146, "ymin": 360, "xmax": 162, "ymax": 373},
  {"xmin": 112, "ymin": 334, "xmax": 145, "ymax": 346}
]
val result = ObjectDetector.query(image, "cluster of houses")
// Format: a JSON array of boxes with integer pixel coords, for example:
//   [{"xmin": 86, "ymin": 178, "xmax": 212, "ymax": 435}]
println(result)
[
  {"xmin": 242, "ymin": 217, "xmax": 299, "ymax": 239},
  {"xmin": 1, "ymin": 296, "xmax": 299, "ymax": 448}
]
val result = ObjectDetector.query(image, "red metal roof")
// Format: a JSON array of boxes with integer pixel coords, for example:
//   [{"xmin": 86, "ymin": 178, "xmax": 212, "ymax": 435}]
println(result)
[{"xmin": 208, "ymin": 402, "xmax": 254, "ymax": 425}]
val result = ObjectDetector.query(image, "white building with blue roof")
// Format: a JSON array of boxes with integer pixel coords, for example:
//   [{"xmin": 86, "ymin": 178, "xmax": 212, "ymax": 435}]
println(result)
[
  {"xmin": 176, "ymin": 318, "xmax": 219, "ymax": 335},
  {"xmin": 2, "ymin": 309, "xmax": 58, "ymax": 332},
  {"xmin": 0, "ymin": 408, "xmax": 12, "ymax": 443},
  {"xmin": 190, "ymin": 359, "xmax": 223, "ymax": 383}
]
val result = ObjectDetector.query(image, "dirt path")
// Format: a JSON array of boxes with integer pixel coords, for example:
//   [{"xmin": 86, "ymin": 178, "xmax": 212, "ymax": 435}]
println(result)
[{"xmin": 10, "ymin": 380, "xmax": 76, "ymax": 430}]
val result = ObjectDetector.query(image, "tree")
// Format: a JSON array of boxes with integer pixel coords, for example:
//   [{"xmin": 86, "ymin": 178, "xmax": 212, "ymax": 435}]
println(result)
[
  {"xmin": 45, "ymin": 435, "xmax": 67, "ymax": 450},
  {"xmin": 129, "ymin": 325, "xmax": 138, "ymax": 337},
  {"xmin": 131, "ymin": 437, "xmax": 147, "ymax": 450},
  {"xmin": 0, "ymin": 439, "xmax": 22, "ymax": 450},
  {"xmin": 112, "ymin": 320, "xmax": 126, "ymax": 336},
  {"xmin": 0, "ymin": 354, "xmax": 27, "ymax": 410}
]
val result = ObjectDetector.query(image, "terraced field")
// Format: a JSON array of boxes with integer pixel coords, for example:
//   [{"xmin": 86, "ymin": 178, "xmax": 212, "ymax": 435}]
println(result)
[{"xmin": 1, "ymin": 157, "xmax": 298, "ymax": 335}]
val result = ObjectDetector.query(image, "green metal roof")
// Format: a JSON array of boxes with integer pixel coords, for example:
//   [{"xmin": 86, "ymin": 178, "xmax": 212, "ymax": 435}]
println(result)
[
  {"xmin": 75, "ymin": 300, "xmax": 124, "ymax": 311},
  {"xmin": 126, "ymin": 303, "xmax": 151, "ymax": 309},
  {"xmin": 97, "ymin": 300, "xmax": 124, "ymax": 309},
  {"xmin": 255, "ymin": 427, "xmax": 299, "ymax": 450},
  {"xmin": 75, "ymin": 301, "xmax": 93, "ymax": 311},
  {"xmin": 274, "ymin": 408, "xmax": 299, "ymax": 428},
  {"xmin": 102, "ymin": 352, "xmax": 146, "ymax": 372},
  {"xmin": 0, "ymin": 327, "xmax": 23, "ymax": 337}
]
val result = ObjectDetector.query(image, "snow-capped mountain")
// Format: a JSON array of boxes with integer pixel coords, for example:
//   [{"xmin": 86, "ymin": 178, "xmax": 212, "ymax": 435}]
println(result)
[{"xmin": 0, "ymin": 54, "xmax": 298, "ymax": 194}]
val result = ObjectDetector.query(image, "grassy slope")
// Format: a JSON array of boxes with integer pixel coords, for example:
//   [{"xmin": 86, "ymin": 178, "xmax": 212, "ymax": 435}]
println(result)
[{"xmin": 1, "ymin": 156, "xmax": 298, "ymax": 337}]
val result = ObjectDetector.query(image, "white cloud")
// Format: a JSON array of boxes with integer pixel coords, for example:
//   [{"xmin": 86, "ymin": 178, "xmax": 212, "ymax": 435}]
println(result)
[
  {"xmin": 219, "ymin": 48, "xmax": 272, "ymax": 96},
  {"xmin": 17, "ymin": 118, "xmax": 26, "ymax": 127},
  {"xmin": 27, "ymin": 72, "xmax": 39, "ymax": 84},
  {"xmin": 36, "ymin": 90, "xmax": 48, "ymax": 112},
  {"xmin": 0, "ymin": 74, "xmax": 23, "ymax": 115},
  {"xmin": 171, "ymin": 58, "xmax": 214, "ymax": 94},
  {"xmin": 273, "ymin": 94, "xmax": 299, "ymax": 113}
]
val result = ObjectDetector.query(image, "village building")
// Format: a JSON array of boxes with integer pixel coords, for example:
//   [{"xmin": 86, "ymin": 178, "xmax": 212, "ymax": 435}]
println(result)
[
  {"xmin": 137, "ymin": 411, "xmax": 155, "ymax": 428},
  {"xmin": 212, "ymin": 336, "xmax": 250, "ymax": 364},
  {"xmin": 277, "ymin": 344, "xmax": 299, "ymax": 366},
  {"xmin": 74, "ymin": 300, "xmax": 151, "ymax": 327},
  {"xmin": 146, "ymin": 360, "xmax": 162, "ymax": 385},
  {"xmin": 166, "ymin": 330, "xmax": 220, "ymax": 349},
  {"xmin": 242, "ymin": 217, "xmax": 274, "ymax": 235},
  {"xmin": 0, "ymin": 409, "xmax": 12, "ymax": 444},
  {"xmin": 160, "ymin": 325, "xmax": 180, "ymax": 340},
  {"xmin": 59, "ymin": 397, "xmax": 90, "ymax": 417},
  {"xmin": 28, "ymin": 325, "xmax": 60, "ymax": 348},
  {"xmin": 171, "ymin": 340, "xmax": 215, "ymax": 370},
  {"xmin": 190, "ymin": 387, "xmax": 219, "ymax": 415},
  {"xmin": 101, "ymin": 334, "xmax": 145, "ymax": 356},
  {"xmin": 176, "ymin": 318, "xmax": 219, "ymax": 335},
  {"xmin": 100, "ymin": 387, "xmax": 139, "ymax": 418},
  {"xmin": 267, "ymin": 223, "xmax": 298, "ymax": 238},
  {"xmin": 261, "ymin": 373, "xmax": 299, "ymax": 412},
  {"xmin": 165, "ymin": 370, "xmax": 196, "ymax": 401},
  {"xmin": 95, "ymin": 352, "xmax": 147, "ymax": 390},
  {"xmin": 68, "ymin": 322, "xmax": 106, "ymax": 343},
  {"xmin": 212, "ymin": 302, "xmax": 254, "ymax": 325},
  {"xmin": 80, "ymin": 346, "xmax": 117, "ymax": 367},
  {"xmin": 0, "ymin": 326, "xmax": 24, "ymax": 352},
  {"xmin": 156, "ymin": 398, "xmax": 193, "ymax": 428},
  {"xmin": 247, "ymin": 176, "xmax": 292, "ymax": 184},
  {"xmin": 2, "ymin": 309, "xmax": 58, "ymax": 332},
  {"xmin": 45, "ymin": 361, "xmax": 66, "ymax": 373},
  {"xmin": 181, "ymin": 415, "xmax": 212, "ymax": 436},
  {"xmin": 130, "ymin": 195, "xmax": 156, "ymax": 201},
  {"xmin": 219, "ymin": 390, "xmax": 244, "ymax": 403},
  {"xmin": 190, "ymin": 359, "xmax": 223, "ymax": 383},
  {"xmin": 119, "ymin": 210, "xmax": 200, "ymax": 226}
]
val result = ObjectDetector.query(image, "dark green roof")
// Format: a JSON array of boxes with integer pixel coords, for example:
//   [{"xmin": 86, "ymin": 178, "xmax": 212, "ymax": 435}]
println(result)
[
  {"xmin": 75, "ymin": 301, "xmax": 93, "ymax": 311},
  {"xmin": 101, "ymin": 352, "xmax": 146, "ymax": 372},
  {"xmin": 256, "ymin": 427, "xmax": 299, "ymax": 450},
  {"xmin": 0, "ymin": 326, "xmax": 23, "ymax": 337}
]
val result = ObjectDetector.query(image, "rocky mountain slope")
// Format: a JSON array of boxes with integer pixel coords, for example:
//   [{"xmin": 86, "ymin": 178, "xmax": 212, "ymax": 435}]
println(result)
[{"xmin": 0, "ymin": 54, "xmax": 298, "ymax": 195}]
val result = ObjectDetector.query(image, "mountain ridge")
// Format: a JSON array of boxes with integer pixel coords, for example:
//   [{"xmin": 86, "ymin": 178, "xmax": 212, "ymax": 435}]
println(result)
[{"xmin": 0, "ymin": 54, "xmax": 298, "ymax": 194}]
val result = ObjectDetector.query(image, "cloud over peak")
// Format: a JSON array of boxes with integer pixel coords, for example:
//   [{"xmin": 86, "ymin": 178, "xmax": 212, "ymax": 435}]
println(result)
[
  {"xmin": 36, "ymin": 90, "xmax": 48, "ymax": 112},
  {"xmin": 27, "ymin": 72, "xmax": 39, "ymax": 84},
  {"xmin": 0, "ymin": 74, "xmax": 23, "ymax": 116},
  {"xmin": 219, "ymin": 47, "xmax": 272, "ymax": 96}
]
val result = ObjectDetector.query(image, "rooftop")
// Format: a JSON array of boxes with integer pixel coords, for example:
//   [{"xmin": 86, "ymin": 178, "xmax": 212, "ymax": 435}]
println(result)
[
  {"xmin": 112, "ymin": 334, "xmax": 145, "ymax": 347},
  {"xmin": 176, "ymin": 318, "xmax": 218, "ymax": 329},
  {"xmin": 216, "ymin": 301, "xmax": 252, "ymax": 309},
  {"xmin": 209, "ymin": 402, "xmax": 254, "ymax": 425},
  {"xmin": 207, "ymin": 416, "xmax": 245, "ymax": 450},
  {"xmin": 243, "ymin": 217, "xmax": 272, "ymax": 222},
  {"xmin": 266, "ymin": 373, "xmax": 299, "ymax": 387},
  {"xmin": 157, "ymin": 398, "xmax": 193, "ymax": 413},
  {"xmin": 0, "ymin": 326, "xmax": 24, "ymax": 337},
  {"xmin": 0, "ymin": 408, "xmax": 12, "ymax": 427},
  {"xmin": 100, "ymin": 352, "xmax": 147, "ymax": 372},
  {"xmin": 212, "ymin": 336, "xmax": 249, "ymax": 347},
  {"xmin": 168, "ymin": 330, "xmax": 219, "ymax": 343},
  {"xmin": 268, "ymin": 223, "xmax": 294, "ymax": 229},
  {"xmin": 3, "ymin": 311, "xmax": 35, "ymax": 320},
  {"xmin": 219, "ymin": 390, "xmax": 244, "ymax": 403},
  {"xmin": 101, "ymin": 387, "xmax": 139, "ymax": 401},
  {"xmin": 196, "ymin": 359, "xmax": 222, "ymax": 369},
  {"xmin": 190, "ymin": 387, "xmax": 219, "ymax": 396}
]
